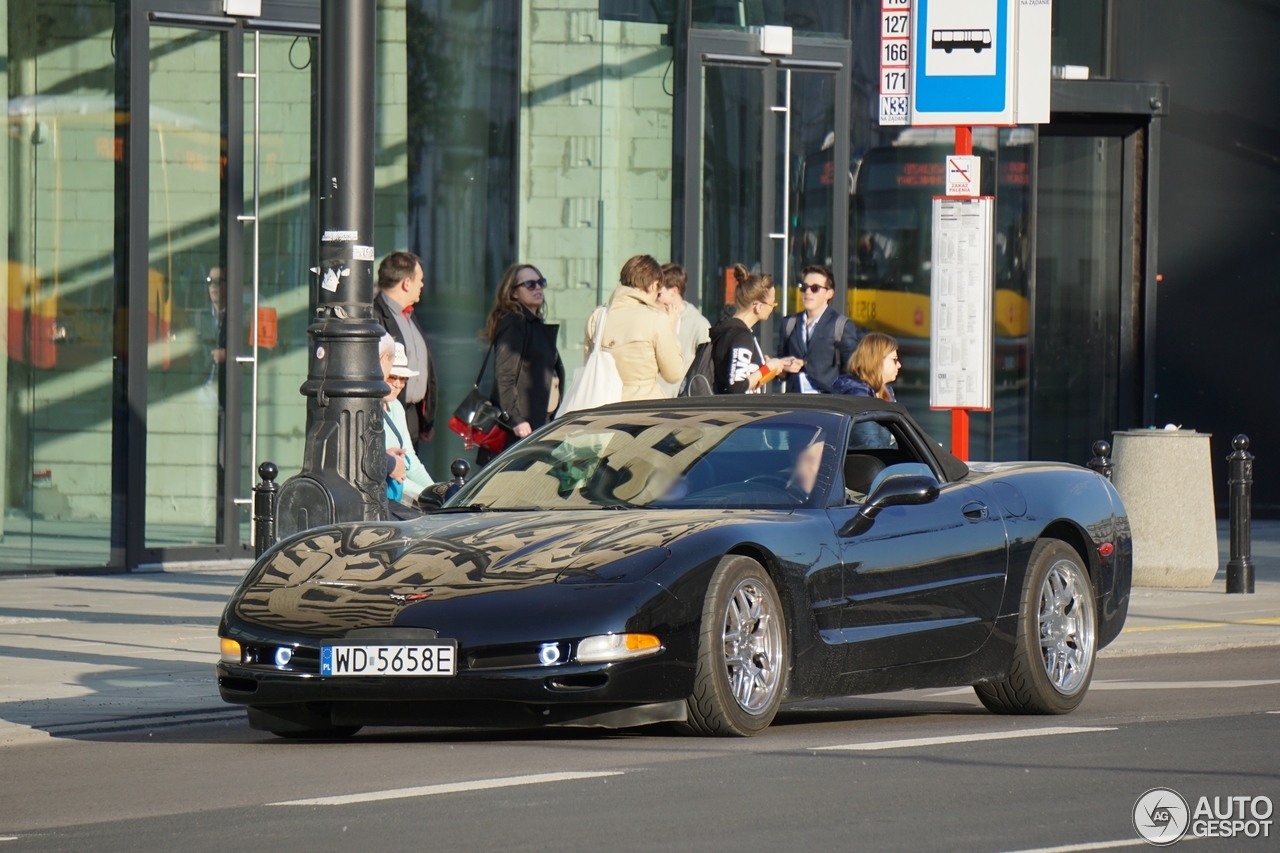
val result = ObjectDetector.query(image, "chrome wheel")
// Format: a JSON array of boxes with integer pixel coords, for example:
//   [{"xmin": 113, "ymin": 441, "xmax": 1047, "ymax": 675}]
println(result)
[
  {"xmin": 1038, "ymin": 558, "xmax": 1096, "ymax": 696},
  {"xmin": 721, "ymin": 578, "xmax": 782, "ymax": 714}
]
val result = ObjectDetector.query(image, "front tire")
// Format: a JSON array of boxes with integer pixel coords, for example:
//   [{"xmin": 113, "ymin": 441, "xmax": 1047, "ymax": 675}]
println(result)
[
  {"xmin": 679, "ymin": 556, "xmax": 788, "ymax": 736},
  {"xmin": 975, "ymin": 539, "xmax": 1097, "ymax": 714}
]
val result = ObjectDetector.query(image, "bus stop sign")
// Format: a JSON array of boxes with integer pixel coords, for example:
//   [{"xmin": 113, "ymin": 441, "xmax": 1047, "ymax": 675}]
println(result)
[{"xmin": 909, "ymin": 0, "xmax": 1050, "ymax": 126}]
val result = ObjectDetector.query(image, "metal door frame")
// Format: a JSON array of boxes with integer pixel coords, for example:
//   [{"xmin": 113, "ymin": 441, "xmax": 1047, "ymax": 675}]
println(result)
[
  {"xmin": 1025, "ymin": 78, "xmax": 1165, "ymax": 459},
  {"xmin": 122, "ymin": 0, "xmax": 318, "ymax": 569},
  {"xmin": 675, "ymin": 29, "xmax": 851, "ymax": 316}
]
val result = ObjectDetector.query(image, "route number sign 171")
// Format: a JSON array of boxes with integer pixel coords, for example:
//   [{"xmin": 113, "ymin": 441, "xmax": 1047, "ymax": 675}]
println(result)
[{"xmin": 880, "ymin": 0, "xmax": 911, "ymax": 126}]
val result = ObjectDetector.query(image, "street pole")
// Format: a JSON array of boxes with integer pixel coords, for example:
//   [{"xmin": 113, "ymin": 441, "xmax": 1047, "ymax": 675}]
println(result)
[
  {"xmin": 950, "ymin": 125, "xmax": 972, "ymax": 461},
  {"xmin": 272, "ymin": 0, "xmax": 388, "ymax": 538}
]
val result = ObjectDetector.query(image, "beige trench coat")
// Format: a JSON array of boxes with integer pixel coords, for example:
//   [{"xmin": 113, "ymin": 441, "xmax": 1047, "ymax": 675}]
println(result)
[{"xmin": 584, "ymin": 286, "xmax": 684, "ymax": 401}]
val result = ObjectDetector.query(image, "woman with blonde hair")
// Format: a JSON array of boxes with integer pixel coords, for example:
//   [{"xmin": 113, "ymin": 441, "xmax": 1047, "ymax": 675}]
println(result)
[
  {"xmin": 477, "ymin": 263, "xmax": 564, "ymax": 465},
  {"xmin": 708, "ymin": 263, "xmax": 803, "ymax": 393},
  {"xmin": 833, "ymin": 331, "xmax": 900, "ymax": 401}
]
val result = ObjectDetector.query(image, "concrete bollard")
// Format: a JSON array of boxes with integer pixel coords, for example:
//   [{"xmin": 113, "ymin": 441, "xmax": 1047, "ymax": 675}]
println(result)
[
  {"xmin": 1111, "ymin": 429, "xmax": 1219, "ymax": 588},
  {"xmin": 1225, "ymin": 435, "xmax": 1255, "ymax": 594},
  {"xmin": 253, "ymin": 462, "xmax": 279, "ymax": 558}
]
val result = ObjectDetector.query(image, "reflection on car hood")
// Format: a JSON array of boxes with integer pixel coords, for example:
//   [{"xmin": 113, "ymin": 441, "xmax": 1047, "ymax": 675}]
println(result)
[{"xmin": 231, "ymin": 509, "xmax": 747, "ymax": 636}]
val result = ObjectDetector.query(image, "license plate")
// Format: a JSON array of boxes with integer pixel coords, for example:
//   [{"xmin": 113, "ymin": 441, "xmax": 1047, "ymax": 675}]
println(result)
[{"xmin": 320, "ymin": 642, "xmax": 457, "ymax": 677}]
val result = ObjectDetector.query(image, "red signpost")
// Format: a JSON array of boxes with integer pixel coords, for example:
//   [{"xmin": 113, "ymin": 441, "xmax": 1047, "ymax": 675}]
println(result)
[{"xmin": 949, "ymin": 126, "xmax": 973, "ymax": 461}]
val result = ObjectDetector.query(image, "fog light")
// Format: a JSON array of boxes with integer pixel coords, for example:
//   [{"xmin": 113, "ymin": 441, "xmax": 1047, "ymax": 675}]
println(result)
[
  {"xmin": 274, "ymin": 646, "xmax": 293, "ymax": 668},
  {"xmin": 538, "ymin": 643, "xmax": 562, "ymax": 665},
  {"xmin": 220, "ymin": 637, "xmax": 241, "ymax": 664},
  {"xmin": 576, "ymin": 633, "xmax": 662, "ymax": 664}
]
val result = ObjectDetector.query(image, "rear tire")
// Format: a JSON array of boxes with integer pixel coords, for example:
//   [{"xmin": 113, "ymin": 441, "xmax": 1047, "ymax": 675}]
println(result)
[
  {"xmin": 678, "ymin": 556, "xmax": 788, "ymax": 736},
  {"xmin": 975, "ymin": 538, "xmax": 1097, "ymax": 715}
]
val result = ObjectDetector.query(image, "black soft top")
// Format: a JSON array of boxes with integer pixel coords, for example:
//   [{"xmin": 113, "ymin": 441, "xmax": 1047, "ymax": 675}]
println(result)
[{"xmin": 570, "ymin": 394, "xmax": 970, "ymax": 482}]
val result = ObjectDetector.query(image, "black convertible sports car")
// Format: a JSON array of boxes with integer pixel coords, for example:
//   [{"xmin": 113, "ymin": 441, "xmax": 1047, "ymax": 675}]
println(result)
[{"xmin": 216, "ymin": 396, "xmax": 1131, "ymax": 737}]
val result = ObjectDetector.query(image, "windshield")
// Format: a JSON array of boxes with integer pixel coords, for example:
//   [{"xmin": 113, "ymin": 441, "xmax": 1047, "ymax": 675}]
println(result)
[{"xmin": 446, "ymin": 410, "xmax": 844, "ymax": 511}]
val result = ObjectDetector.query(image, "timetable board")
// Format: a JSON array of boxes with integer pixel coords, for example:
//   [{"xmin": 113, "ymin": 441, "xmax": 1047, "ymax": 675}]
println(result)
[{"xmin": 929, "ymin": 196, "xmax": 993, "ymax": 411}]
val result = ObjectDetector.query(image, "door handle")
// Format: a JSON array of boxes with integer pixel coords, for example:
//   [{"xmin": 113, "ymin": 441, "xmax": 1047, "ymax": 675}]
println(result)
[{"xmin": 962, "ymin": 502, "xmax": 988, "ymax": 521}]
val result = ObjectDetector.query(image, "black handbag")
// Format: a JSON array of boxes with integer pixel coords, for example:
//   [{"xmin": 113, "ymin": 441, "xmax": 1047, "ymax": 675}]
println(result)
[{"xmin": 447, "ymin": 343, "xmax": 509, "ymax": 452}]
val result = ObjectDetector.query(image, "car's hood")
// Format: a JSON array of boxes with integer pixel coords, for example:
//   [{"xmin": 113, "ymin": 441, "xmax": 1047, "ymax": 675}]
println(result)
[{"xmin": 230, "ymin": 509, "xmax": 747, "ymax": 636}]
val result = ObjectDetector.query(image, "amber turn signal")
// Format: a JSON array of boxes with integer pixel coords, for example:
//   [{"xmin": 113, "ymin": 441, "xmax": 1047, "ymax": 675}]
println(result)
[{"xmin": 220, "ymin": 637, "xmax": 242, "ymax": 663}]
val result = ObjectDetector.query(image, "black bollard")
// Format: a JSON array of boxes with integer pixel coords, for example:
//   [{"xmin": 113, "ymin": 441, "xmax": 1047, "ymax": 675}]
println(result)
[
  {"xmin": 1225, "ymin": 435, "xmax": 1255, "ymax": 594},
  {"xmin": 444, "ymin": 458, "xmax": 471, "ymax": 501},
  {"xmin": 1087, "ymin": 440, "xmax": 1114, "ymax": 481},
  {"xmin": 253, "ymin": 462, "xmax": 280, "ymax": 558}
]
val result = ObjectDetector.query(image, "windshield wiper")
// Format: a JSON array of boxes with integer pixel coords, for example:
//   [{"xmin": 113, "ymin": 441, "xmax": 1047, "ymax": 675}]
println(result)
[{"xmin": 435, "ymin": 503, "xmax": 492, "ymax": 513}]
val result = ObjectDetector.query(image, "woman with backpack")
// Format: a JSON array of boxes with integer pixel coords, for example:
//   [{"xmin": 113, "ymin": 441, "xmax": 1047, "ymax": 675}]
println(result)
[{"xmin": 708, "ymin": 264, "xmax": 802, "ymax": 394}]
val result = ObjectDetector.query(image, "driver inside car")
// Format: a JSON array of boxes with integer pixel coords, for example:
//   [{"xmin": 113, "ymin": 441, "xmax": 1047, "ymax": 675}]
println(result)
[{"xmin": 784, "ymin": 432, "xmax": 828, "ymax": 501}]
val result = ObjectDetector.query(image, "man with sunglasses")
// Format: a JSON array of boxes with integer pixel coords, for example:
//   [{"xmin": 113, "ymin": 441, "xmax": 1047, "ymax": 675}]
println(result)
[
  {"xmin": 374, "ymin": 251, "xmax": 439, "ymax": 453},
  {"xmin": 776, "ymin": 265, "xmax": 860, "ymax": 394}
]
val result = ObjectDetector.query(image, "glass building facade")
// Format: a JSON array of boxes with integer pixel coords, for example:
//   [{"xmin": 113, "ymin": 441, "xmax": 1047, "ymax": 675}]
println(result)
[{"xmin": 21, "ymin": 0, "xmax": 1275, "ymax": 572}]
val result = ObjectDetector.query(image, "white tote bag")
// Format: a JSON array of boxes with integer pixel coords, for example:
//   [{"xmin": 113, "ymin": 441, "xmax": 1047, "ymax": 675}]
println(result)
[{"xmin": 559, "ymin": 305, "xmax": 624, "ymax": 414}]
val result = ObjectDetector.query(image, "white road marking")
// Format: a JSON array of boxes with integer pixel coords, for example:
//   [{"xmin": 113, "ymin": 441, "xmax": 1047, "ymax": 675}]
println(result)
[
  {"xmin": 994, "ymin": 836, "xmax": 1201, "ymax": 853},
  {"xmin": 268, "ymin": 771, "xmax": 624, "ymax": 806},
  {"xmin": 993, "ymin": 839, "xmax": 1147, "ymax": 853},
  {"xmin": 930, "ymin": 679, "xmax": 1280, "ymax": 698},
  {"xmin": 811, "ymin": 726, "xmax": 1115, "ymax": 752},
  {"xmin": 0, "ymin": 837, "xmax": 17, "ymax": 842},
  {"xmin": 1091, "ymin": 679, "xmax": 1280, "ymax": 690}
]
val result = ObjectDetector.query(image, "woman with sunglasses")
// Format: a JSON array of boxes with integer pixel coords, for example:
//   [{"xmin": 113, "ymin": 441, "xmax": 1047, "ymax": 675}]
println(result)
[
  {"xmin": 478, "ymin": 263, "xmax": 565, "ymax": 464},
  {"xmin": 833, "ymin": 332, "xmax": 901, "ymax": 400},
  {"xmin": 834, "ymin": 332, "xmax": 901, "ymax": 448},
  {"xmin": 709, "ymin": 264, "xmax": 803, "ymax": 393}
]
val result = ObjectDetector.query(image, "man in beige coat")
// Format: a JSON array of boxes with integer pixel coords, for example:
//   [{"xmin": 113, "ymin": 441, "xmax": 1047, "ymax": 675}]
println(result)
[{"xmin": 584, "ymin": 254, "xmax": 684, "ymax": 401}]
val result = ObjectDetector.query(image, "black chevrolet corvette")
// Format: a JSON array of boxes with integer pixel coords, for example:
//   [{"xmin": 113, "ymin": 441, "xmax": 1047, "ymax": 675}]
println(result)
[{"xmin": 216, "ymin": 396, "xmax": 1131, "ymax": 737}]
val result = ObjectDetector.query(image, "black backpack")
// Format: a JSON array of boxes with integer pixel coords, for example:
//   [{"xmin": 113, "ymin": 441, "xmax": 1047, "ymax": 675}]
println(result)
[{"xmin": 677, "ymin": 341, "xmax": 715, "ymax": 397}]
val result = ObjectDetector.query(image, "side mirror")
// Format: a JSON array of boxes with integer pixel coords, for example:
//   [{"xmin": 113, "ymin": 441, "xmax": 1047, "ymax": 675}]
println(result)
[
  {"xmin": 417, "ymin": 458, "xmax": 472, "ymax": 512},
  {"xmin": 839, "ymin": 473, "xmax": 940, "ymax": 537}
]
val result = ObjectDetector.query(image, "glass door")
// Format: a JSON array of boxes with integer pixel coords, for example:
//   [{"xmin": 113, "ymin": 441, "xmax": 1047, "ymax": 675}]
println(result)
[
  {"xmin": 131, "ymin": 11, "xmax": 318, "ymax": 565},
  {"xmin": 143, "ymin": 24, "xmax": 229, "ymax": 550},
  {"xmin": 682, "ymin": 30, "xmax": 850, "ymax": 351},
  {"xmin": 236, "ymin": 29, "xmax": 318, "ymax": 549},
  {"xmin": 1030, "ymin": 126, "xmax": 1145, "ymax": 463}
]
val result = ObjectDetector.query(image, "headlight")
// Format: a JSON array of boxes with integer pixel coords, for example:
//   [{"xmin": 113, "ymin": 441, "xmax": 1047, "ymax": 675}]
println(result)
[
  {"xmin": 220, "ymin": 637, "xmax": 242, "ymax": 663},
  {"xmin": 576, "ymin": 633, "xmax": 662, "ymax": 663}
]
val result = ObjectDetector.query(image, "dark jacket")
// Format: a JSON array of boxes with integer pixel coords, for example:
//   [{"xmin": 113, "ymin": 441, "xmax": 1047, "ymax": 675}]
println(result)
[
  {"xmin": 777, "ymin": 308, "xmax": 860, "ymax": 393},
  {"xmin": 710, "ymin": 317, "xmax": 766, "ymax": 394},
  {"xmin": 373, "ymin": 293, "xmax": 439, "ymax": 439},
  {"xmin": 489, "ymin": 308, "xmax": 564, "ymax": 432},
  {"xmin": 833, "ymin": 375, "xmax": 897, "ymax": 449},
  {"xmin": 831, "ymin": 374, "xmax": 896, "ymax": 402}
]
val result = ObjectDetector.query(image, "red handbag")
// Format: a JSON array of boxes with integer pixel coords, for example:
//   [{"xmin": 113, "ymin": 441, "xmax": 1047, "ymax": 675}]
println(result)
[{"xmin": 447, "ymin": 343, "xmax": 509, "ymax": 452}]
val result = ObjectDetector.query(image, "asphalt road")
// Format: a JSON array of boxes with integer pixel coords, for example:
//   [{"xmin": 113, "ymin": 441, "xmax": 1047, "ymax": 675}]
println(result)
[{"xmin": 1, "ymin": 648, "xmax": 1277, "ymax": 853}]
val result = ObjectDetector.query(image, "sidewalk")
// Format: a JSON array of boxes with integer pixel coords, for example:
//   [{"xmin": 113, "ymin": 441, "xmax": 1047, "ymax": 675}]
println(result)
[{"xmin": 0, "ymin": 524, "xmax": 1277, "ymax": 745}]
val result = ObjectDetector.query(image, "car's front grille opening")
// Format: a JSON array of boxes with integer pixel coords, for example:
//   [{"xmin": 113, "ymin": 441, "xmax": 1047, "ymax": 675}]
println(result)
[
  {"xmin": 240, "ymin": 643, "xmax": 321, "ymax": 674},
  {"xmin": 546, "ymin": 673, "xmax": 609, "ymax": 692},
  {"xmin": 218, "ymin": 676, "xmax": 258, "ymax": 694}
]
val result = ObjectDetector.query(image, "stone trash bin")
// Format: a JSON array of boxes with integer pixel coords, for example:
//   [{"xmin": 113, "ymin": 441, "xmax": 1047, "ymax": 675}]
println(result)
[{"xmin": 1111, "ymin": 429, "xmax": 1219, "ymax": 588}]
